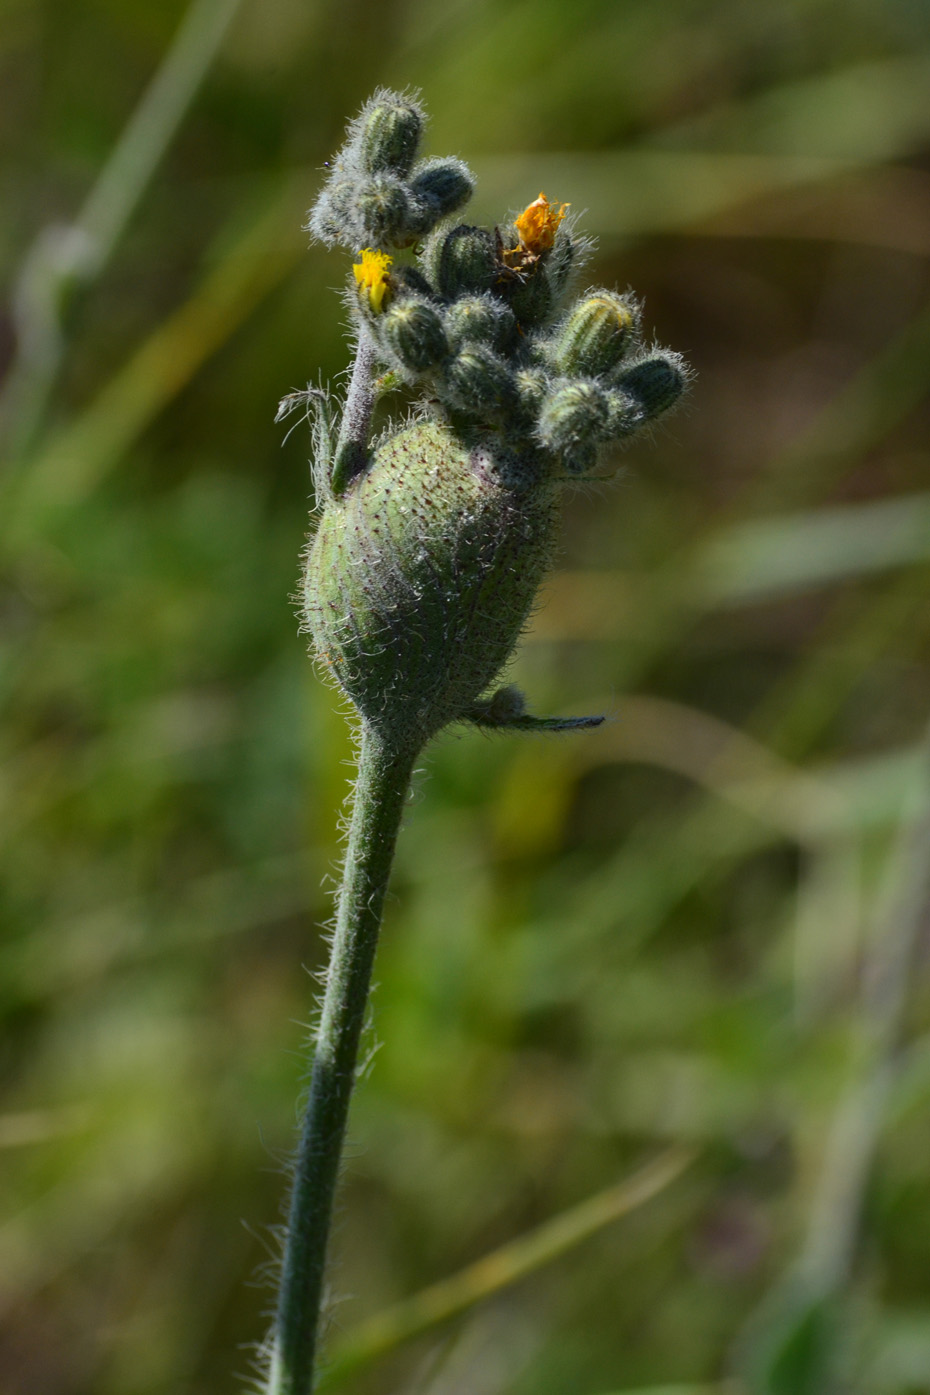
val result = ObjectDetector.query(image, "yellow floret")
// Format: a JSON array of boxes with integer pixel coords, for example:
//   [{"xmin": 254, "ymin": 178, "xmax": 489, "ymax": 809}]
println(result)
[{"xmin": 353, "ymin": 248, "xmax": 393, "ymax": 312}]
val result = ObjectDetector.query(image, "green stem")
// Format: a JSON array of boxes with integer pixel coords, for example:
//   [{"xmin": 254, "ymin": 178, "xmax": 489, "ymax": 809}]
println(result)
[
  {"xmin": 266, "ymin": 726, "xmax": 416, "ymax": 1395},
  {"xmin": 329, "ymin": 324, "xmax": 378, "ymax": 497}
]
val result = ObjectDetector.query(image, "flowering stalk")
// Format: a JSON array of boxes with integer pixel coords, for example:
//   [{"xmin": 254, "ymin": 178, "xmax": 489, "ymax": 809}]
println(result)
[
  {"xmin": 266, "ymin": 731, "xmax": 414, "ymax": 1395},
  {"xmin": 264, "ymin": 89, "xmax": 689, "ymax": 1394}
]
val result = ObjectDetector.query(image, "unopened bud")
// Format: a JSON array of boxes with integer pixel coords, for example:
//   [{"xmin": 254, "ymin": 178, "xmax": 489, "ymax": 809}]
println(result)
[
  {"xmin": 537, "ymin": 378, "xmax": 611, "ymax": 470},
  {"xmin": 604, "ymin": 388, "xmax": 640, "ymax": 436},
  {"xmin": 356, "ymin": 174, "xmax": 413, "ymax": 244},
  {"xmin": 441, "ymin": 345, "xmax": 517, "ymax": 418},
  {"xmin": 358, "ymin": 97, "xmax": 423, "ymax": 176},
  {"xmin": 617, "ymin": 353, "xmax": 687, "ymax": 418},
  {"xmin": 409, "ymin": 158, "xmax": 474, "ymax": 222},
  {"xmin": 513, "ymin": 367, "xmax": 548, "ymax": 422},
  {"xmin": 423, "ymin": 224, "xmax": 497, "ymax": 297},
  {"xmin": 501, "ymin": 264, "xmax": 553, "ymax": 329},
  {"xmin": 379, "ymin": 299, "xmax": 448, "ymax": 373},
  {"xmin": 552, "ymin": 292, "xmax": 638, "ymax": 377},
  {"xmin": 306, "ymin": 178, "xmax": 357, "ymax": 246},
  {"xmin": 443, "ymin": 295, "xmax": 516, "ymax": 352}
]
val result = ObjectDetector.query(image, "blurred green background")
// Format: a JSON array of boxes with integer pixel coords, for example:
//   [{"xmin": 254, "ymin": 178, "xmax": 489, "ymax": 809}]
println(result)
[{"xmin": 3, "ymin": 1, "xmax": 930, "ymax": 1392}]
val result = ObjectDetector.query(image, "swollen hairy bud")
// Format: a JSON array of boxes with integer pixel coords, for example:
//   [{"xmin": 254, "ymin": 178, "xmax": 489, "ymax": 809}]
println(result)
[
  {"xmin": 355, "ymin": 175, "xmax": 413, "ymax": 245},
  {"xmin": 304, "ymin": 421, "xmax": 556, "ymax": 750}
]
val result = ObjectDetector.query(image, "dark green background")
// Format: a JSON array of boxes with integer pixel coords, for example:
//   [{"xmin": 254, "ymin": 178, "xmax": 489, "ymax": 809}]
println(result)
[{"xmin": 3, "ymin": 1, "xmax": 930, "ymax": 1391}]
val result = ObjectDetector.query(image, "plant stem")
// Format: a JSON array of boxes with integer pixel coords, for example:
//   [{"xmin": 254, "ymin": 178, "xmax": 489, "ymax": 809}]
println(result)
[
  {"xmin": 266, "ymin": 726, "xmax": 416, "ymax": 1395},
  {"xmin": 330, "ymin": 324, "xmax": 378, "ymax": 496}
]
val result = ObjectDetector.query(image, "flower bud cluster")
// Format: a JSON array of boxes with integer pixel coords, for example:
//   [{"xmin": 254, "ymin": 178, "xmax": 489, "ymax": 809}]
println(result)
[
  {"xmin": 307, "ymin": 94, "xmax": 688, "ymax": 480},
  {"xmin": 300, "ymin": 91, "xmax": 692, "ymax": 750},
  {"xmin": 307, "ymin": 89, "xmax": 474, "ymax": 251}
]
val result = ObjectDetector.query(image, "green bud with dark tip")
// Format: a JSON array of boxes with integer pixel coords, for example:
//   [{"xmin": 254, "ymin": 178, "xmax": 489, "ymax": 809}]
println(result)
[
  {"xmin": 409, "ymin": 158, "xmax": 475, "ymax": 222},
  {"xmin": 617, "ymin": 353, "xmax": 688, "ymax": 418}
]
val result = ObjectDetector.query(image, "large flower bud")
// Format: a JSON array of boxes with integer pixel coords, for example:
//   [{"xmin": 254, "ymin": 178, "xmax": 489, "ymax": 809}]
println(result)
[{"xmin": 304, "ymin": 422, "xmax": 556, "ymax": 751}]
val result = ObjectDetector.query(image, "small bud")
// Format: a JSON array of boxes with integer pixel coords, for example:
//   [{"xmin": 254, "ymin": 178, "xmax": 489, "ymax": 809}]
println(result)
[
  {"xmin": 502, "ymin": 266, "xmax": 554, "ymax": 330},
  {"xmin": 422, "ymin": 224, "xmax": 498, "ymax": 297},
  {"xmin": 537, "ymin": 378, "xmax": 611, "ymax": 471},
  {"xmin": 604, "ymin": 388, "xmax": 640, "ymax": 436},
  {"xmin": 379, "ymin": 299, "xmax": 449, "ymax": 373},
  {"xmin": 616, "ymin": 353, "xmax": 688, "ymax": 418},
  {"xmin": 357, "ymin": 96, "xmax": 423, "ymax": 176},
  {"xmin": 355, "ymin": 174, "xmax": 413, "ymax": 245},
  {"xmin": 442, "ymin": 295, "xmax": 516, "ymax": 353},
  {"xmin": 409, "ymin": 158, "xmax": 474, "ymax": 222},
  {"xmin": 513, "ymin": 367, "xmax": 548, "ymax": 422},
  {"xmin": 551, "ymin": 292, "xmax": 639, "ymax": 377},
  {"xmin": 440, "ymin": 345, "xmax": 517, "ymax": 418},
  {"xmin": 306, "ymin": 178, "xmax": 358, "ymax": 246}
]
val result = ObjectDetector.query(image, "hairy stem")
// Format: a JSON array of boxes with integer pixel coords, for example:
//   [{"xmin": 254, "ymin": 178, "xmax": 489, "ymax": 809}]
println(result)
[
  {"xmin": 266, "ymin": 726, "xmax": 416, "ymax": 1395},
  {"xmin": 330, "ymin": 323, "xmax": 378, "ymax": 496}
]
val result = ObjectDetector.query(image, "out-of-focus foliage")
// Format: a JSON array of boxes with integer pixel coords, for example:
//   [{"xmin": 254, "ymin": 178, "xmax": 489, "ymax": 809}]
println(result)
[{"xmin": 2, "ymin": 1, "xmax": 930, "ymax": 1393}]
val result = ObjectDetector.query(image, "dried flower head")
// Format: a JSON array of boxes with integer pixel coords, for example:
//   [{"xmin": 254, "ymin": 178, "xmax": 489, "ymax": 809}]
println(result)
[{"xmin": 514, "ymin": 191, "xmax": 569, "ymax": 253}]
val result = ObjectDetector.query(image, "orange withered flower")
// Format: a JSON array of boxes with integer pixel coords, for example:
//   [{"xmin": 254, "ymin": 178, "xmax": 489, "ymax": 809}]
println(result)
[{"xmin": 514, "ymin": 192, "xmax": 569, "ymax": 254}]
